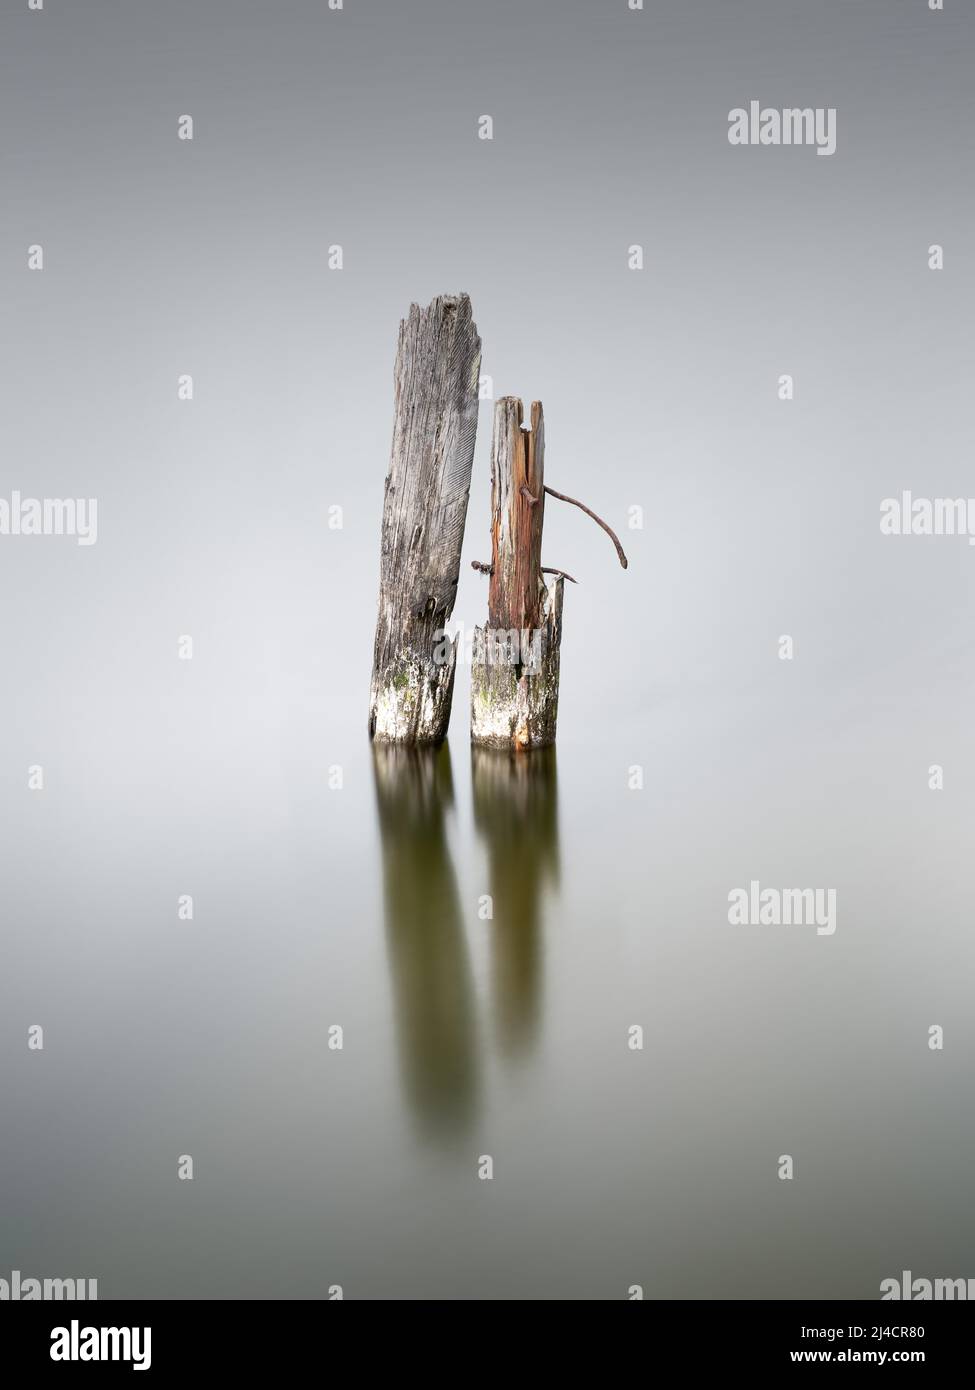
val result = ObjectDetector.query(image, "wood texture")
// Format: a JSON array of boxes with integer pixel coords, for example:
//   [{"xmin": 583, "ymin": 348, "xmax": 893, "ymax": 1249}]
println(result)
[
  {"xmin": 472, "ymin": 396, "xmax": 563, "ymax": 750},
  {"xmin": 369, "ymin": 293, "xmax": 481, "ymax": 743},
  {"xmin": 488, "ymin": 398, "xmax": 545, "ymax": 633}
]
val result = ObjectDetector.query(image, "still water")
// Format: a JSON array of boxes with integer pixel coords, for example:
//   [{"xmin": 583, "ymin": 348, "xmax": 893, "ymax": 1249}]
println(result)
[
  {"xmin": 4, "ymin": 672, "xmax": 974, "ymax": 1301},
  {"xmin": 375, "ymin": 743, "xmax": 558, "ymax": 1140}
]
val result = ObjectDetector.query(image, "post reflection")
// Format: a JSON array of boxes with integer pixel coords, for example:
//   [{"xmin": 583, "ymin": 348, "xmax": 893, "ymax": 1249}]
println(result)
[
  {"xmin": 372, "ymin": 742, "xmax": 478, "ymax": 1140},
  {"xmin": 471, "ymin": 746, "xmax": 560, "ymax": 1062}
]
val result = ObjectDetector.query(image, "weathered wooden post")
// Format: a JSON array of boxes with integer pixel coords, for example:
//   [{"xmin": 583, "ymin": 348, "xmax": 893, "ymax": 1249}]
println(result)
[
  {"xmin": 471, "ymin": 398, "xmax": 563, "ymax": 749},
  {"xmin": 471, "ymin": 395, "xmax": 627, "ymax": 750},
  {"xmin": 369, "ymin": 293, "xmax": 481, "ymax": 744}
]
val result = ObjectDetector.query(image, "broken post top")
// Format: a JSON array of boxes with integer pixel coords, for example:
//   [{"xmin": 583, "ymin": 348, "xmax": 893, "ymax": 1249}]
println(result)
[
  {"xmin": 383, "ymin": 292, "xmax": 481, "ymax": 624},
  {"xmin": 488, "ymin": 397, "xmax": 546, "ymax": 633}
]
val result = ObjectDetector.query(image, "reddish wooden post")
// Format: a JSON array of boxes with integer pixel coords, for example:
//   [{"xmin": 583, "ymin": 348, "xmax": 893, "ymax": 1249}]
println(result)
[{"xmin": 471, "ymin": 398, "xmax": 563, "ymax": 749}]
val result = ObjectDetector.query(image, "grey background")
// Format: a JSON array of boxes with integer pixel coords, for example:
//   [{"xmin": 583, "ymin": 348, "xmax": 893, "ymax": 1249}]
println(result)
[{"xmin": 1, "ymin": 0, "xmax": 973, "ymax": 1299}]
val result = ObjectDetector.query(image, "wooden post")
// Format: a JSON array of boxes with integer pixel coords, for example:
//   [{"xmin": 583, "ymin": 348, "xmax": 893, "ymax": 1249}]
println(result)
[
  {"xmin": 471, "ymin": 398, "xmax": 564, "ymax": 750},
  {"xmin": 369, "ymin": 293, "xmax": 481, "ymax": 744}
]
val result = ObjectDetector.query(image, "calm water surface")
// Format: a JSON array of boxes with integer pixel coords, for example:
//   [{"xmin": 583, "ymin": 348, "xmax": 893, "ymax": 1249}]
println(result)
[{"xmin": 4, "ymin": 678, "xmax": 974, "ymax": 1299}]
